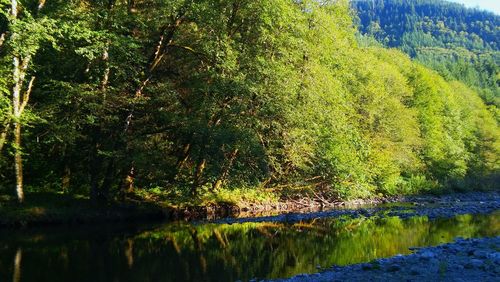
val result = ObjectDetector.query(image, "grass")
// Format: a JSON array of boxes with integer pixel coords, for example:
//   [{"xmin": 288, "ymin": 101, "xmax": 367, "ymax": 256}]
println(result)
[
  {"xmin": 198, "ymin": 187, "xmax": 279, "ymax": 207},
  {"xmin": 132, "ymin": 185, "xmax": 279, "ymax": 208}
]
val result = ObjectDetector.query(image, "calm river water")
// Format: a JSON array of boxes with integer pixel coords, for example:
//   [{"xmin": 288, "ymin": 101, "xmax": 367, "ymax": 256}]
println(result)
[{"xmin": 0, "ymin": 211, "xmax": 498, "ymax": 281}]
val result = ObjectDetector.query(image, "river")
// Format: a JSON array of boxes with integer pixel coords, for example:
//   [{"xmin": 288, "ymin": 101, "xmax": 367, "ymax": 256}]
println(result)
[{"xmin": 0, "ymin": 209, "xmax": 498, "ymax": 281}]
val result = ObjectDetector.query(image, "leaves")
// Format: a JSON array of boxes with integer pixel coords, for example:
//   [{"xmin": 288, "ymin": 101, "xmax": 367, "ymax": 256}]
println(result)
[{"xmin": 0, "ymin": 0, "xmax": 498, "ymax": 199}]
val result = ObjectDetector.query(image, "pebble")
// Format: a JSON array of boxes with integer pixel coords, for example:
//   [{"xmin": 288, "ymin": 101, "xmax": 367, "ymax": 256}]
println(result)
[
  {"xmin": 361, "ymin": 264, "xmax": 373, "ymax": 270},
  {"xmin": 409, "ymin": 268, "xmax": 420, "ymax": 275},
  {"xmin": 420, "ymin": 251, "xmax": 436, "ymax": 259},
  {"xmin": 474, "ymin": 250, "xmax": 488, "ymax": 259},
  {"xmin": 429, "ymin": 258, "xmax": 439, "ymax": 265},
  {"xmin": 487, "ymin": 252, "xmax": 500, "ymax": 264},
  {"xmin": 465, "ymin": 259, "xmax": 484, "ymax": 269},
  {"xmin": 387, "ymin": 264, "xmax": 401, "ymax": 272}
]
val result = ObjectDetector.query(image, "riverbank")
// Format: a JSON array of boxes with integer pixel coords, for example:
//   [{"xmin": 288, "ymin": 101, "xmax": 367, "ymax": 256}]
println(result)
[
  {"xmin": 216, "ymin": 191, "xmax": 500, "ymax": 224},
  {"xmin": 272, "ymin": 236, "xmax": 500, "ymax": 282},
  {"xmin": 0, "ymin": 193, "xmax": 166, "ymax": 227},
  {"xmin": 0, "ymin": 191, "xmax": 498, "ymax": 227}
]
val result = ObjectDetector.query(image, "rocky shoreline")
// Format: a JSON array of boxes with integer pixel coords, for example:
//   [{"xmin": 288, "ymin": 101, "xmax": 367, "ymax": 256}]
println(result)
[
  {"xmin": 1, "ymin": 191, "xmax": 498, "ymax": 228},
  {"xmin": 270, "ymin": 236, "xmax": 500, "ymax": 282},
  {"xmin": 214, "ymin": 191, "xmax": 500, "ymax": 224},
  {"xmin": 252, "ymin": 191, "xmax": 500, "ymax": 282}
]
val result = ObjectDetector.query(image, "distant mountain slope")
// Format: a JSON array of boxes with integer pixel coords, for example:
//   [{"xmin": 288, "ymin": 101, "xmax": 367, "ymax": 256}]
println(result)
[{"xmin": 352, "ymin": 0, "xmax": 500, "ymax": 106}]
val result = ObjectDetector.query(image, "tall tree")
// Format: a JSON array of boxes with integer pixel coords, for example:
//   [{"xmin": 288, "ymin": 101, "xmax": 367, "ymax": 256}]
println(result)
[{"xmin": 2, "ymin": 0, "xmax": 50, "ymax": 202}]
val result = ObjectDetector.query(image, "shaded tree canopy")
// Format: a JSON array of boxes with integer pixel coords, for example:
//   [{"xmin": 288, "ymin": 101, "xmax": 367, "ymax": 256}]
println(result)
[{"xmin": 0, "ymin": 0, "xmax": 498, "ymax": 203}]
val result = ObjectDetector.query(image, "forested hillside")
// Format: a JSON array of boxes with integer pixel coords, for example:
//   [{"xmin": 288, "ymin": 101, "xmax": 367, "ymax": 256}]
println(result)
[
  {"xmin": 353, "ymin": 0, "xmax": 500, "ymax": 106},
  {"xmin": 0, "ymin": 0, "xmax": 498, "ymax": 205}
]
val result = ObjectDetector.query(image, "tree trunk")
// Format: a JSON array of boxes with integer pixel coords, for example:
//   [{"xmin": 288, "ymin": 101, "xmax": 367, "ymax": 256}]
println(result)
[
  {"xmin": 14, "ymin": 123, "xmax": 23, "ymax": 203},
  {"xmin": 10, "ymin": 0, "xmax": 35, "ymax": 203},
  {"xmin": 7, "ymin": 0, "xmax": 43, "ymax": 203},
  {"xmin": 62, "ymin": 164, "xmax": 71, "ymax": 193},
  {"xmin": 89, "ymin": 24, "xmax": 112, "ymax": 201},
  {"xmin": 191, "ymin": 158, "xmax": 206, "ymax": 195},
  {"xmin": 125, "ymin": 239, "xmax": 134, "ymax": 268},
  {"xmin": 212, "ymin": 149, "xmax": 238, "ymax": 192},
  {"xmin": 89, "ymin": 142, "xmax": 102, "ymax": 201},
  {"xmin": 99, "ymin": 159, "xmax": 116, "ymax": 199},
  {"xmin": 122, "ymin": 166, "xmax": 135, "ymax": 194},
  {"xmin": 172, "ymin": 142, "xmax": 191, "ymax": 180},
  {"xmin": 12, "ymin": 40, "xmax": 23, "ymax": 203}
]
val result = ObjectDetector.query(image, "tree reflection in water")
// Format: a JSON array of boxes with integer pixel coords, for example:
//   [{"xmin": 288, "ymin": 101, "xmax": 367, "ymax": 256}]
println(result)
[{"xmin": 0, "ymin": 212, "xmax": 498, "ymax": 282}]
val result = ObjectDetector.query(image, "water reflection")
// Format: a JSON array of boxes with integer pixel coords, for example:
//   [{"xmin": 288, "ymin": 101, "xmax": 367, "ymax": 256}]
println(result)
[
  {"xmin": 0, "ymin": 212, "xmax": 498, "ymax": 282},
  {"xmin": 12, "ymin": 248, "xmax": 21, "ymax": 282}
]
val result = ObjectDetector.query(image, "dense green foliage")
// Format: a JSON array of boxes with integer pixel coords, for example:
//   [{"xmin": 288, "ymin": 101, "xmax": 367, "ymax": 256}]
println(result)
[
  {"xmin": 0, "ymin": 0, "xmax": 498, "ymax": 204},
  {"xmin": 353, "ymin": 0, "xmax": 500, "ymax": 106}
]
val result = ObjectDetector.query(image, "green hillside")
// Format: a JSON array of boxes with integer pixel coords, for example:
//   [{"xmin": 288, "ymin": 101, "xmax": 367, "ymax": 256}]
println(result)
[{"xmin": 353, "ymin": 0, "xmax": 500, "ymax": 106}]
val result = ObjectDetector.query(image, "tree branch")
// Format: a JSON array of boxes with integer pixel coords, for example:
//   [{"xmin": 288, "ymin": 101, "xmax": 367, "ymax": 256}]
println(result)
[
  {"xmin": 38, "ymin": 0, "xmax": 46, "ymax": 10},
  {"xmin": 17, "ymin": 56, "xmax": 32, "ymax": 96},
  {"xmin": 11, "ymin": 0, "xmax": 18, "ymax": 17},
  {"xmin": 150, "ymin": 34, "xmax": 165, "ymax": 72},
  {"xmin": 124, "ymin": 3, "xmax": 191, "ymax": 133},
  {"xmin": 0, "ymin": 33, "xmax": 5, "ymax": 48},
  {"xmin": 148, "ymin": 17, "xmax": 183, "ymax": 73},
  {"xmin": 20, "ymin": 55, "xmax": 31, "ymax": 71},
  {"xmin": 0, "ymin": 123, "xmax": 11, "ymax": 153},
  {"xmin": 134, "ymin": 12, "xmax": 185, "ymax": 98},
  {"xmin": 19, "ymin": 76, "xmax": 35, "ymax": 115},
  {"xmin": 167, "ymin": 44, "xmax": 205, "ymax": 57},
  {"xmin": 100, "ymin": 45, "xmax": 110, "ymax": 91}
]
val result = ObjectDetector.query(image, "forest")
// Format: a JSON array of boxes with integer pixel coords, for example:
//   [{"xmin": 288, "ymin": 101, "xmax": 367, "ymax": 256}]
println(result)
[
  {"xmin": 353, "ymin": 0, "xmax": 500, "ymax": 106},
  {"xmin": 0, "ymin": 0, "xmax": 498, "ymax": 207}
]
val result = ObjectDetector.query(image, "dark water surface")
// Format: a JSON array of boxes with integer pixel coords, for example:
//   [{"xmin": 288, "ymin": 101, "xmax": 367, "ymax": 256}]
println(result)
[{"xmin": 0, "ymin": 211, "xmax": 498, "ymax": 282}]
